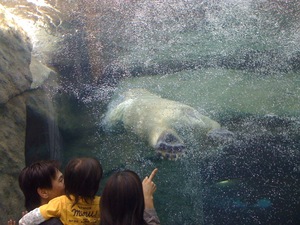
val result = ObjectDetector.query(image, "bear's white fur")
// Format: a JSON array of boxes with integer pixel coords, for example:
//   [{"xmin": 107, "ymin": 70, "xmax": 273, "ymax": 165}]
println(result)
[{"xmin": 103, "ymin": 88, "xmax": 221, "ymax": 159}]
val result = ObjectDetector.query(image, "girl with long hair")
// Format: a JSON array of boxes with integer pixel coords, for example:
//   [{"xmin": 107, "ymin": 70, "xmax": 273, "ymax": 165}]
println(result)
[{"xmin": 100, "ymin": 168, "xmax": 160, "ymax": 225}]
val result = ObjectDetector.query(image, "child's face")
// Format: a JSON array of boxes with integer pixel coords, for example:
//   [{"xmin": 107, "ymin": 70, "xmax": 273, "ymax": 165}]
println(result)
[{"xmin": 47, "ymin": 169, "xmax": 65, "ymax": 200}]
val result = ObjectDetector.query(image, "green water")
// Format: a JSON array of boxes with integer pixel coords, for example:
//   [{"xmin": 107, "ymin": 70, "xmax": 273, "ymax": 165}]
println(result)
[
  {"xmin": 116, "ymin": 68, "xmax": 300, "ymax": 117},
  {"xmin": 56, "ymin": 67, "xmax": 300, "ymax": 225}
]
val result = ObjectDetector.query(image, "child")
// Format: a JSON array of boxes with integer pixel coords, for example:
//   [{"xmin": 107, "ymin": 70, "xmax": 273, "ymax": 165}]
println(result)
[{"xmin": 19, "ymin": 157, "xmax": 103, "ymax": 225}]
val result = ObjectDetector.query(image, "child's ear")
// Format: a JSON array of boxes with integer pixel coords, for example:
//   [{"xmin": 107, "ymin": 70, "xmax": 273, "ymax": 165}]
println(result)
[{"xmin": 37, "ymin": 187, "xmax": 49, "ymax": 199}]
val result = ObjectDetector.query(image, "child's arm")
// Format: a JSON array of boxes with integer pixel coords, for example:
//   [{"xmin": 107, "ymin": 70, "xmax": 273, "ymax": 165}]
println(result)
[{"xmin": 19, "ymin": 208, "xmax": 46, "ymax": 225}]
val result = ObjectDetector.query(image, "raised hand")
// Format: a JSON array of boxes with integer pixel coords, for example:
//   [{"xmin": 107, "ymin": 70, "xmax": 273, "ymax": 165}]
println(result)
[{"xmin": 142, "ymin": 168, "xmax": 158, "ymax": 209}]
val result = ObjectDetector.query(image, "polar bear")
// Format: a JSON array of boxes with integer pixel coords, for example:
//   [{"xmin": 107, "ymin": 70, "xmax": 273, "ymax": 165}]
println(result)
[{"xmin": 102, "ymin": 88, "xmax": 223, "ymax": 160}]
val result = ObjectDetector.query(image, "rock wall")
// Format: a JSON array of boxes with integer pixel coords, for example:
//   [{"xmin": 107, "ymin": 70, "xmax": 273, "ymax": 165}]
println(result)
[
  {"xmin": 0, "ymin": 5, "xmax": 32, "ymax": 104},
  {"xmin": 0, "ymin": 5, "xmax": 31, "ymax": 222},
  {"xmin": 0, "ymin": 4, "xmax": 59, "ymax": 223}
]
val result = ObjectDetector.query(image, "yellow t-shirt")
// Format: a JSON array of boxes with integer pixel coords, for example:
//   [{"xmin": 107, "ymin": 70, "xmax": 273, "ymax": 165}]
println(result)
[{"xmin": 39, "ymin": 195, "xmax": 100, "ymax": 225}]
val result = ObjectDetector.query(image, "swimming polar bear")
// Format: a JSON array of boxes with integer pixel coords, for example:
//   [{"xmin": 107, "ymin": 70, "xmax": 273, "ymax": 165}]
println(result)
[{"xmin": 103, "ymin": 88, "xmax": 223, "ymax": 160}]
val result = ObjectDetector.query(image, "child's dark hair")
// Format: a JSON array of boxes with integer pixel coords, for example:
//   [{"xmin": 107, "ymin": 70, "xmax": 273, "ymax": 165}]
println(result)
[
  {"xmin": 19, "ymin": 160, "xmax": 61, "ymax": 211},
  {"xmin": 64, "ymin": 157, "xmax": 103, "ymax": 206}
]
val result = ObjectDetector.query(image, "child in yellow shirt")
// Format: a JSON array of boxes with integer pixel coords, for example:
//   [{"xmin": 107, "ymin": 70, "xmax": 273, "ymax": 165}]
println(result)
[{"xmin": 19, "ymin": 157, "xmax": 103, "ymax": 225}]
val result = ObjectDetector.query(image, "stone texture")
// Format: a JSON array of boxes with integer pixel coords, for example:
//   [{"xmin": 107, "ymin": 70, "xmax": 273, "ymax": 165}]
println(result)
[
  {"xmin": 0, "ymin": 5, "xmax": 31, "ymax": 223},
  {"xmin": 30, "ymin": 57, "xmax": 58, "ymax": 89},
  {"xmin": 0, "ymin": 4, "xmax": 60, "ymax": 223},
  {"xmin": 0, "ymin": 5, "xmax": 32, "ymax": 104},
  {"xmin": 0, "ymin": 94, "xmax": 27, "ymax": 222}
]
